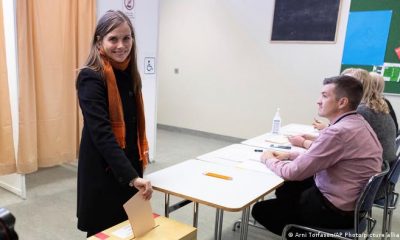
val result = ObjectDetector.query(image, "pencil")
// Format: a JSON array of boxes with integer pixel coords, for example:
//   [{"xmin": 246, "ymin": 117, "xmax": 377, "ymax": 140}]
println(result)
[{"xmin": 204, "ymin": 172, "xmax": 233, "ymax": 180}]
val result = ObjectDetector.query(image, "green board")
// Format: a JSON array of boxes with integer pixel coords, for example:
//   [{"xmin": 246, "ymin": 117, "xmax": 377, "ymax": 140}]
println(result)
[{"xmin": 341, "ymin": 0, "xmax": 400, "ymax": 94}]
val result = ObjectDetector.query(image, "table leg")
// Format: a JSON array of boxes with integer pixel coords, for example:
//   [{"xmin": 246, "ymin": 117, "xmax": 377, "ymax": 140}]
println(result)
[
  {"xmin": 214, "ymin": 209, "xmax": 224, "ymax": 240},
  {"xmin": 240, "ymin": 207, "xmax": 250, "ymax": 240},
  {"xmin": 164, "ymin": 193, "xmax": 170, "ymax": 217},
  {"xmin": 193, "ymin": 202, "xmax": 199, "ymax": 227}
]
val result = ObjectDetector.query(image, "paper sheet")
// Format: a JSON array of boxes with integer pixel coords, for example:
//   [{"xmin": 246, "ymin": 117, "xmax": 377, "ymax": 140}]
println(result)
[
  {"xmin": 111, "ymin": 225, "xmax": 132, "ymax": 238},
  {"xmin": 236, "ymin": 161, "xmax": 275, "ymax": 175},
  {"xmin": 263, "ymin": 134, "xmax": 289, "ymax": 144},
  {"xmin": 197, "ymin": 144, "xmax": 263, "ymax": 163},
  {"xmin": 279, "ymin": 123, "xmax": 319, "ymax": 137},
  {"xmin": 123, "ymin": 191, "xmax": 155, "ymax": 238}
]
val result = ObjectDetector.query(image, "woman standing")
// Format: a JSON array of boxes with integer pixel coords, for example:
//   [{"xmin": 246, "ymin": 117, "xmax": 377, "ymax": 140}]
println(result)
[{"xmin": 76, "ymin": 10, "xmax": 152, "ymax": 237}]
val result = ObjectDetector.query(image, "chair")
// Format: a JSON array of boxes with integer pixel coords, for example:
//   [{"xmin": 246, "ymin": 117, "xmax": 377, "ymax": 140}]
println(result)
[
  {"xmin": 394, "ymin": 135, "xmax": 400, "ymax": 158},
  {"xmin": 282, "ymin": 162, "xmax": 389, "ymax": 240},
  {"xmin": 372, "ymin": 155, "xmax": 400, "ymax": 240}
]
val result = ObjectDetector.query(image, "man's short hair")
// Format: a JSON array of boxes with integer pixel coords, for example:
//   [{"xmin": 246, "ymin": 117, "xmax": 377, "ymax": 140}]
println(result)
[{"xmin": 323, "ymin": 75, "xmax": 363, "ymax": 110}]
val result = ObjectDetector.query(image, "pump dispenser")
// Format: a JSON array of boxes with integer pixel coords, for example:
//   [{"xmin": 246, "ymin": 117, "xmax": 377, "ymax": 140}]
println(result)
[{"xmin": 271, "ymin": 108, "xmax": 281, "ymax": 134}]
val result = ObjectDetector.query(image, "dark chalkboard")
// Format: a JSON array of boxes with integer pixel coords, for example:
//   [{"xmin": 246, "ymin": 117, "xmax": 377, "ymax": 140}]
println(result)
[{"xmin": 271, "ymin": 0, "xmax": 341, "ymax": 41}]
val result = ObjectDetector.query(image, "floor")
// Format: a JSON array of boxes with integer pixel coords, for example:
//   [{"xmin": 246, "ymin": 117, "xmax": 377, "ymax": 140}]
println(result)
[{"xmin": 0, "ymin": 126, "xmax": 398, "ymax": 239}]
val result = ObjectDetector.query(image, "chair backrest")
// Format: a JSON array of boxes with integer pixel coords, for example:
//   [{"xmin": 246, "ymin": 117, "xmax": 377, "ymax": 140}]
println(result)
[
  {"xmin": 388, "ymin": 156, "xmax": 400, "ymax": 186},
  {"xmin": 355, "ymin": 161, "xmax": 390, "ymax": 232}
]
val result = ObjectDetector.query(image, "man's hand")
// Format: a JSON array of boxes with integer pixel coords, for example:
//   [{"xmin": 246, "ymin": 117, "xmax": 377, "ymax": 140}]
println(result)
[
  {"xmin": 271, "ymin": 151, "xmax": 290, "ymax": 160},
  {"xmin": 288, "ymin": 135, "xmax": 305, "ymax": 147},
  {"xmin": 260, "ymin": 150, "xmax": 274, "ymax": 163},
  {"xmin": 261, "ymin": 150, "xmax": 290, "ymax": 163},
  {"xmin": 302, "ymin": 133, "xmax": 317, "ymax": 141},
  {"xmin": 312, "ymin": 118, "xmax": 327, "ymax": 130}
]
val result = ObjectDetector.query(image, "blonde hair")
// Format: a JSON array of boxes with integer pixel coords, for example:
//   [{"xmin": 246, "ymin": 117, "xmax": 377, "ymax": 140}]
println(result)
[
  {"xmin": 369, "ymin": 72, "xmax": 389, "ymax": 114},
  {"xmin": 370, "ymin": 72, "xmax": 385, "ymax": 94},
  {"xmin": 341, "ymin": 68, "xmax": 389, "ymax": 114},
  {"xmin": 341, "ymin": 68, "xmax": 369, "ymax": 83}
]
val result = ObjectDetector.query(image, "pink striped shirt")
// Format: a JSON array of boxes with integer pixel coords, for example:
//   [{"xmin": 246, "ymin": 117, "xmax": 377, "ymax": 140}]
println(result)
[{"xmin": 265, "ymin": 112, "xmax": 382, "ymax": 211}]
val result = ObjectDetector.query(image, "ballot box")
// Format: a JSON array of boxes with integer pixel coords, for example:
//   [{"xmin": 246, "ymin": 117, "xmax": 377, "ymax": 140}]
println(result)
[{"xmin": 87, "ymin": 215, "xmax": 197, "ymax": 240}]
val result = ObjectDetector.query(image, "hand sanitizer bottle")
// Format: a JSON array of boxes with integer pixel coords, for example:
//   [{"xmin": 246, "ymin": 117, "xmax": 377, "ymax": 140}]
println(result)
[{"xmin": 271, "ymin": 108, "xmax": 281, "ymax": 134}]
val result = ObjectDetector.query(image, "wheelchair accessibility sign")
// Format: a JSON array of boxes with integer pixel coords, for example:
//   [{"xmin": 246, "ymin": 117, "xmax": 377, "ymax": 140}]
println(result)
[{"xmin": 144, "ymin": 57, "xmax": 155, "ymax": 74}]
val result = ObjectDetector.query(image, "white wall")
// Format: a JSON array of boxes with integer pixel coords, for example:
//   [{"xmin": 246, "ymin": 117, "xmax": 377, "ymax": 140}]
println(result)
[{"xmin": 157, "ymin": 0, "xmax": 399, "ymax": 139}]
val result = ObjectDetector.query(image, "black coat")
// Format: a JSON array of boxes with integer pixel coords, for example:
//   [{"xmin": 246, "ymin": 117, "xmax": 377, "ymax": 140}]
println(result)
[{"xmin": 76, "ymin": 68, "xmax": 142, "ymax": 233}]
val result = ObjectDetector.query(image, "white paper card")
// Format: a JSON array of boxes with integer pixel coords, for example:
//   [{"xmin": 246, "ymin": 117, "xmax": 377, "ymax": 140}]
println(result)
[{"xmin": 111, "ymin": 225, "xmax": 133, "ymax": 238}]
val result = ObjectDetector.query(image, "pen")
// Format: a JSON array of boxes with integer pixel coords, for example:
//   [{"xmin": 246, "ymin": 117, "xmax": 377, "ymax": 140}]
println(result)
[
  {"xmin": 204, "ymin": 172, "xmax": 233, "ymax": 180},
  {"xmin": 254, "ymin": 149, "xmax": 263, "ymax": 152},
  {"xmin": 270, "ymin": 144, "xmax": 291, "ymax": 150}
]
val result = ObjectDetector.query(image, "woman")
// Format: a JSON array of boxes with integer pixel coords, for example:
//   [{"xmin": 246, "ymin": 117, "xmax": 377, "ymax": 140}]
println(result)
[
  {"xmin": 354, "ymin": 69, "xmax": 396, "ymax": 168},
  {"xmin": 370, "ymin": 71, "xmax": 398, "ymax": 135},
  {"xmin": 351, "ymin": 69, "xmax": 397, "ymax": 200},
  {"xmin": 76, "ymin": 10, "xmax": 152, "ymax": 237}
]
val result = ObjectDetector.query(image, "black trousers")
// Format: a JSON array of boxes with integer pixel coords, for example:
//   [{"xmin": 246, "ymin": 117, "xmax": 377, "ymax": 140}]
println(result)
[{"xmin": 251, "ymin": 177, "xmax": 354, "ymax": 238}]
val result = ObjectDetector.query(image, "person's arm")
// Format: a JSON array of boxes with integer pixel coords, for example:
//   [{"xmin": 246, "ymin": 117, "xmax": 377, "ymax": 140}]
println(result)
[
  {"xmin": 261, "ymin": 150, "xmax": 290, "ymax": 162},
  {"xmin": 130, "ymin": 178, "xmax": 153, "ymax": 200},
  {"xmin": 288, "ymin": 135, "xmax": 313, "ymax": 149},
  {"xmin": 302, "ymin": 139, "xmax": 313, "ymax": 149},
  {"xmin": 288, "ymin": 135, "xmax": 305, "ymax": 148},
  {"xmin": 264, "ymin": 127, "xmax": 343, "ymax": 181},
  {"xmin": 77, "ymin": 69, "xmax": 139, "ymax": 185},
  {"xmin": 302, "ymin": 133, "xmax": 317, "ymax": 141},
  {"xmin": 312, "ymin": 118, "xmax": 327, "ymax": 130}
]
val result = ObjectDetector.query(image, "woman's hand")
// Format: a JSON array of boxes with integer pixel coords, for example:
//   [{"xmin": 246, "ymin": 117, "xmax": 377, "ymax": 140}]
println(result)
[{"xmin": 132, "ymin": 178, "xmax": 153, "ymax": 200}]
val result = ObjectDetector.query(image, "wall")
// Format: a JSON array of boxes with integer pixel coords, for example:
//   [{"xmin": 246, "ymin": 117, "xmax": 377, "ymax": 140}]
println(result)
[{"xmin": 157, "ymin": 0, "xmax": 399, "ymax": 139}]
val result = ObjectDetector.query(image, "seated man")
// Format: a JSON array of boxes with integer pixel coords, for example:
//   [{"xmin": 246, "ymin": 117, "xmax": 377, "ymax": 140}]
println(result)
[{"xmin": 251, "ymin": 75, "xmax": 383, "ymax": 236}]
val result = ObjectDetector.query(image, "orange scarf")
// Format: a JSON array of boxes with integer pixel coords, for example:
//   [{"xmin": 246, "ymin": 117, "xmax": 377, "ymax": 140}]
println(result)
[{"xmin": 100, "ymin": 52, "xmax": 149, "ymax": 169}]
